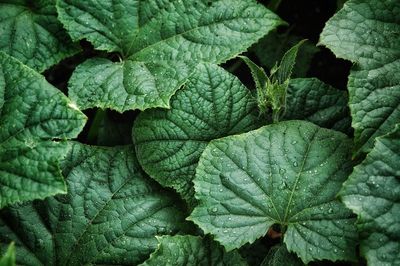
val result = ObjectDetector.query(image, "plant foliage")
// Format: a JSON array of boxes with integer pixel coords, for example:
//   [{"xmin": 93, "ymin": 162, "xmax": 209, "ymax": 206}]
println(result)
[{"xmin": 0, "ymin": 0, "xmax": 398, "ymax": 265}]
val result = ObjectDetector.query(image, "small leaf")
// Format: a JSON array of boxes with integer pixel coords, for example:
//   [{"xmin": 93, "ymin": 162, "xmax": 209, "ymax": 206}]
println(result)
[
  {"xmin": 59, "ymin": 0, "xmax": 284, "ymax": 111},
  {"xmin": 133, "ymin": 63, "xmax": 260, "ymax": 207},
  {"xmin": 275, "ymin": 40, "xmax": 307, "ymax": 85},
  {"xmin": 239, "ymin": 56, "xmax": 270, "ymax": 118},
  {"xmin": 0, "ymin": 242, "xmax": 15, "ymax": 266},
  {"xmin": 189, "ymin": 120, "xmax": 358, "ymax": 264},
  {"xmin": 261, "ymin": 244, "xmax": 303, "ymax": 266},
  {"xmin": 320, "ymin": 0, "xmax": 400, "ymax": 156},
  {"xmin": 0, "ymin": 52, "xmax": 86, "ymax": 208},
  {"xmin": 140, "ymin": 235, "xmax": 247, "ymax": 266},
  {"xmin": 340, "ymin": 124, "xmax": 400, "ymax": 265},
  {"xmin": 285, "ymin": 78, "xmax": 351, "ymax": 134},
  {"xmin": 0, "ymin": 143, "xmax": 189, "ymax": 265},
  {"xmin": 0, "ymin": 1, "xmax": 80, "ymax": 72},
  {"xmin": 253, "ymin": 31, "xmax": 319, "ymax": 78},
  {"xmin": 241, "ymin": 41, "xmax": 305, "ymax": 122}
]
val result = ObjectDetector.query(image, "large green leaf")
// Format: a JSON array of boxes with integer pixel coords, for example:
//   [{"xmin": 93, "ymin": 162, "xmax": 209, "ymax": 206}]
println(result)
[
  {"xmin": 189, "ymin": 120, "xmax": 358, "ymax": 264},
  {"xmin": 340, "ymin": 125, "xmax": 400, "ymax": 265},
  {"xmin": 0, "ymin": 1, "xmax": 80, "ymax": 72},
  {"xmin": 58, "ymin": 0, "xmax": 284, "ymax": 111},
  {"xmin": 140, "ymin": 235, "xmax": 247, "ymax": 266},
  {"xmin": 320, "ymin": 0, "xmax": 400, "ymax": 156},
  {"xmin": 285, "ymin": 78, "xmax": 351, "ymax": 134},
  {"xmin": 0, "ymin": 52, "xmax": 86, "ymax": 208},
  {"xmin": 0, "ymin": 143, "xmax": 189, "ymax": 266},
  {"xmin": 0, "ymin": 243, "xmax": 15, "ymax": 266},
  {"xmin": 133, "ymin": 63, "xmax": 260, "ymax": 206}
]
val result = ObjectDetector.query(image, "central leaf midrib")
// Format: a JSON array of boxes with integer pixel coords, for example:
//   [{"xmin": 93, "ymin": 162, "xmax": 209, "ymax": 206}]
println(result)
[
  {"xmin": 127, "ymin": 15, "xmax": 261, "ymax": 59},
  {"xmin": 218, "ymin": 145, "xmax": 281, "ymax": 223},
  {"xmin": 282, "ymin": 128, "xmax": 318, "ymax": 222},
  {"xmin": 62, "ymin": 151, "xmax": 131, "ymax": 266}
]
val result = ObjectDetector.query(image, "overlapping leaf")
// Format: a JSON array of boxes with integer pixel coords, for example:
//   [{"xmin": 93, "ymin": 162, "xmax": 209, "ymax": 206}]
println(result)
[
  {"xmin": 0, "ymin": 52, "xmax": 86, "ymax": 208},
  {"xmin": 320, "ymin": 0, "xmax": 400, "ymax": 156},
  {"xmin": 133, "ymin": 63, "xmax": 260, "ymax": 206},
  {"xmin": 340, "ymin": 125, "xmax": 400, "ymax": 265},
  {"xmin": 57, "ymin": 0, "xmax": 284, "ymax": 111},
  {"xmin": 285, "ymin": 78, "xmax": 351, "ymax": 134},
  {"xmin": 0, "ymin": 1, "xmax": 80, "ymax": 72},
  {"xmin": 261, "ymin": 244, "xmax": 303, "ymax": 266},
  {"xmin": 140, "ymin": 235, "xmax": 247, "ymax": 266},
  {"xmin": 190, "ymin": 121, "xmax": 358, "ymax": 263},
  {"xmin": 0, "ymin": 143, "xmax": 188, "ymax": 265}
]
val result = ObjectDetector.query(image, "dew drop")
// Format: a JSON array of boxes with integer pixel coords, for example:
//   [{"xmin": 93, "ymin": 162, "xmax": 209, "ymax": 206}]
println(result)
[
  {"xmin": 334, "ymin": 248, "xmax": 338, "ymax": 253},
  {"xmin": 211, "ymin": 207, "xmax": 218, "ymax": 213},
  {"xmin": 328, "ymin": 208, "xmax": 333, "ymax": 214},
  {"xmin": 291, "ymin": 140, "xmax": 297, "ymax": 144},
  {"xmin": 293, "ymin": 161, "xmax": 298, "ymax": 167}
]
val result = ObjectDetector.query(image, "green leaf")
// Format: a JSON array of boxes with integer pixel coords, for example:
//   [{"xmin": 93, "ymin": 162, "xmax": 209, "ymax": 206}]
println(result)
[
  {"xmin": 339, "ymin": 124, "xmax": 400, "ymax": 265},
  {"xmin": 253, "ymin": 31, "xmax": 319, "ymax": 78},
  {"xmin": 0, "ymin": 52, "xmax": 86, "ymax": 208},
  {"xmin": 0, "ymin": 143, "xmax": 189, "ymax": 265},
  {"xmin": 0, "ymin": 1, "xmax": 80, "ymax": 72},
  {"xmin": 275, "ymin": 40, "xmax": 306, "ymax": 85},
  {"xmin": 239, "ymin": 56, "xmax": 269, "ymax": 99},
  {"xmin": 189, "ymin": 120, "xmax": 358, "ymax": 264},
  {"xmin": 140, "ymin": 235, "xmax": 247, "ymax": 266},
  {"xmin": 261, "ymin": 244, "xmax": 303, "ymax": 266},
  {"xmin": 58, "ymin": 0, "xmax": 284, "ymax": 111},
  {"xmin": 320, "ymin": 0, "xmax": 400, "ymax": 156},
  {"xmin": 0, "ymin": 243, "xmax": 15, "ymax": 266},
  {"xmin": 285, "ymin": 78, "xmax": 351, "ymax": 134},
  {"xmin": 133, "ymin": 63, "xmax": 260, "ymax": 207}
]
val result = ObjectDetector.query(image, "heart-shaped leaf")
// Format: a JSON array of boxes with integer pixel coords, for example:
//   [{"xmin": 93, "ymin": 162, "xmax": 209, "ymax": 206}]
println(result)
[
  {"xmin": 0, "ymin": 52, "xmax": 86, "ymax": 208},
  {"xmin": 189, "ymin": 120, "xmax": 358, "ymax": 264},
  {"xmin": 58, "ymin": 0, "xmax": 284, "ymax": 111},
  {"xmin": 340, "ymin": 124, "xmax": 400, "ymax": 265},
  {"xmin": 133, "ymin": 63, "xmax": 260, "ymax": 206},
  {"xmin": 0, "ymin": 1, "xmax": 80, "ymax": 72},
  {"xmin": 0, "ymin": 143, "xmax": 189, "ymax": 265},
  {"xmin": 320, "ymin": 0, "xmax": 400, "ymax": 156}
]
